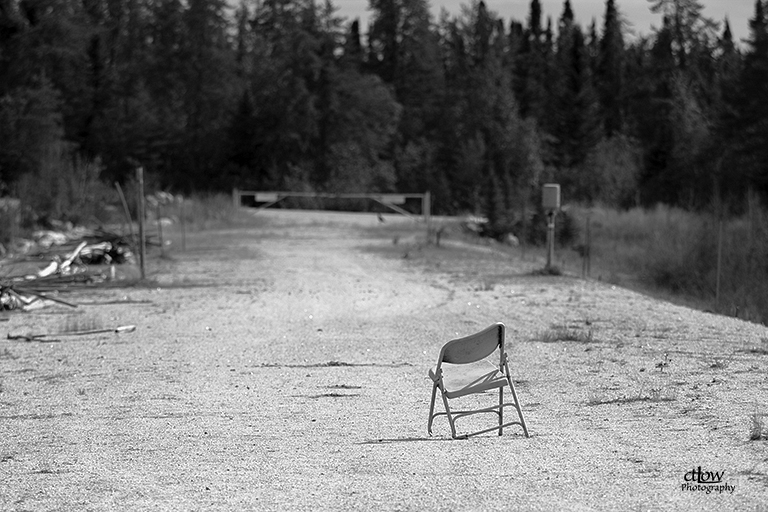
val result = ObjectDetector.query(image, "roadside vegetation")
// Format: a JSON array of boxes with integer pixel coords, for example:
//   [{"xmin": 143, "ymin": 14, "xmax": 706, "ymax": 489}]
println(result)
[
  {"xmin": 366, "ymin": 196, "xmax": 768, "ymax": 326},
  {"xmin": 0, "ymin": 158, "xmax": 244, "ymax": 253},
  {"xmin": 564, "ymin": 201, "xmax": 768, "ymax": 325}
]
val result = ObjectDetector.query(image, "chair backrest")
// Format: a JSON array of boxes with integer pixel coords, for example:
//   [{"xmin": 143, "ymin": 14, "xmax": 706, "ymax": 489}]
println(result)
[{"xmin": 439, "ymin": 323, "xmax": 505, "ymax": 365}]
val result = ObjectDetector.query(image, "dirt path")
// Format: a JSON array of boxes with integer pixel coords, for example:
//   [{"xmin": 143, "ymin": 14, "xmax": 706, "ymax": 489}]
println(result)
[{"xmin": 1, "ymin": 209, "xmax": 767, "ymax": 511}]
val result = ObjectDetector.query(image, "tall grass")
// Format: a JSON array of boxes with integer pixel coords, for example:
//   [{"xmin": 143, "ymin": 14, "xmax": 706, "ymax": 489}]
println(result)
[
  {"xmin": 158, "ymin": 193, "xmax": 246, "ymax": 231},
  {"xmin": 16, "ymin": 146, "xmax": 116, "ymax": 226},
  {"xmin": 571, "ymin": 203, "xmax": 768, "ymax": 324}
]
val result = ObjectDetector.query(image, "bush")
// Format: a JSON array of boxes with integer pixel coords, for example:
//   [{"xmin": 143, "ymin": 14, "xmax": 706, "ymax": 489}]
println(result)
[{"xmin": 519, "ymin": 206, "xmax": 578, "ymax": 247}]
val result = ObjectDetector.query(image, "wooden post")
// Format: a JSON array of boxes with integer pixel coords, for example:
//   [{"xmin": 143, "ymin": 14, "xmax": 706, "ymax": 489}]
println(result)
[
  {"xmin": 582, "ymin": 215, "xmax": 591, "ymax": 278},
  {"xmin": 115, "ymin": 182, "xmax": 135, "ymax": 243},
  {"xmin": 716, "ymin": 217, "xmax": 723, "ymax": 311},
  {"xmin": 423, "ymin": 191, "xmax": 432, "ymax": 244},
  {"xmin": 156, "ymin": 201, "xmax": 164, "ymax": 257},
  {"xmin": 179, "ymin": 196, "xmax": 186, "ymax": 252},
  {"xmin": 586, "ymin": 215, "xmax": 591, "ymax": 277},
  {"xmin": 582, "ymin": 216, "xmax": 588, "ymax": 278},
  {"xmin": 136, "ymin": 166, "xmax": 146, "ymax": 280}
]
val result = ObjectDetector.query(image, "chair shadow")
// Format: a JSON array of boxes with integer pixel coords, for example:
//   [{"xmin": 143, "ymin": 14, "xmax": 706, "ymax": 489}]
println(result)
[{"xmin": 358, "ymin": 437, "xmax": 457, "ymax": 445}]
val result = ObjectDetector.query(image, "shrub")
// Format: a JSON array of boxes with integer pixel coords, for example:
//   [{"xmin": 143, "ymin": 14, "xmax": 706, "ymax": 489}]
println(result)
[{"xmin": 520, "ymin": 206, "xmax": 579, "ymax": 247}]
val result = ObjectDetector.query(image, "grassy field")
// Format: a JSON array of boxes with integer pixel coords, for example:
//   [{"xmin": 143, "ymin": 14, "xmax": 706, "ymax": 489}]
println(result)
[{"xmin": 556, "ymin": 204, "xmax": 768, "ymax": 325}]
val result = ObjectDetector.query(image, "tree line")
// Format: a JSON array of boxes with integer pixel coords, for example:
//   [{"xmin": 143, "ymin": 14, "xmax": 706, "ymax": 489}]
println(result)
[{"xmin": 1, "ymin": 0, "xmax": 767, "ymax": 221}]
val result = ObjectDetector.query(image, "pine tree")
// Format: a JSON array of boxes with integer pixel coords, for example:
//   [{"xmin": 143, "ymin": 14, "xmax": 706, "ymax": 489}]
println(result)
[
  {"xmin": 736, "ymin": 0, "xmax": 768, "ymax": 195},
  {"xmin": 175, "ymin": 0, "xmax": 238, "ymax": 190},
  {"xmin": 553, "ymin": 23, "xmax": 601, "ymax": 182},
  {"xmin": 514, "ymin": 0, "xmax": 547, "ymax": 120},
  {"xmin": 368, "ymin": 0, "xmax": 399, "ymax": 83},
  {"xmin": 341, "ymin": 19, "xmax": 364, "ymax": 70},
  {"xmin": 598, "ymin": 0, "xmax": 624, "ymax": 136},
  {"xmin": 637, "ymin": 16, "xmax": 676, "ymax": 204},
  {"xmin": 368, "ymin": 0, "xmax": 445, "ymax": 195}
]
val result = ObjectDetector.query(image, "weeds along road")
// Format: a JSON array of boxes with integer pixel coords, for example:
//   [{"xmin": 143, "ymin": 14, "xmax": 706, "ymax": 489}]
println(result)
[{"xmin": 1, "ymin": 208, "xmax": 767, "ymax": 511}]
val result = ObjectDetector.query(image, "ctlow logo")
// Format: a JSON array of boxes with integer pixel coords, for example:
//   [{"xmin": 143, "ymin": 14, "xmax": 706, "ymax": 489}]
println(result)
[
  {"xmin": 681, "ymin": 466, "xmax": 735, "ymax": 495},
  {"xmin": 684, "ymin": 466, "xmax": 724, "ymax": 484}
]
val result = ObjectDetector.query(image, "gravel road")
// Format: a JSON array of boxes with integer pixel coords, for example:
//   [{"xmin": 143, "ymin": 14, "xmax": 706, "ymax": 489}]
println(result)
[{"xmin": 1, "ymin": 209, "xmax": 767, "ymax": 511}]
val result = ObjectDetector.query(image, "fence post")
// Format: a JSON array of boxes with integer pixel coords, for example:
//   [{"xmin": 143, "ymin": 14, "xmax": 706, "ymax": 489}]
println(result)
[
  {"xmin": 136, "ymin": 166, "xmax": 146, "ymax": 280},
  {"xmin": 582, "ymin": 214, "xmax": 592, "ymax": 278},
  {"xmin": 156, "ymin": 200, "xmax": 164, "ymax": 258},
  {"xmin": 180, "ymin": 196, "xmax": 186, "ymax": 252},
  {"xmin": 423, "ymin": 191, "xmax": 431, "ymax": 243},
  {"xmin": 586, "ymin": 215, "xmax": 591, "ymax": 277},
  {"xmin": 716, "ymin": 217, "xmax": 723, "ymax": 312}
]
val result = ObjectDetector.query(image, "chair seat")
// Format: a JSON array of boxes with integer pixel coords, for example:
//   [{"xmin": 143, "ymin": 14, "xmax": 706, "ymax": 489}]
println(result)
[{"xmin": 430, "ymin": 367, "xmax": 507, "ymax": 399}]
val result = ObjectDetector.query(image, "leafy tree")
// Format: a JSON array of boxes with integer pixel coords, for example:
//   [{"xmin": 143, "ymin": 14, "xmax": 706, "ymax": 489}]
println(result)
[{"xmin": 648, "ymin": 0, "xmax": 719, "ymax": 70}]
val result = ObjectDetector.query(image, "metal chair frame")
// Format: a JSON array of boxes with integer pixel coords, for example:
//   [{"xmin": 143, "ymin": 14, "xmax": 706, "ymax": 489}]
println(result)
[{"xmin": 427, "ymin": 323, "xmax": 529, "ymax": 439}]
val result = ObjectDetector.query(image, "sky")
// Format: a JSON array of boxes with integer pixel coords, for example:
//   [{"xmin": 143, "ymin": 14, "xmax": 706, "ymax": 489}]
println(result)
[{"xmin": 332, "ymin": 0, "xmax": 754, "ymax": 44}]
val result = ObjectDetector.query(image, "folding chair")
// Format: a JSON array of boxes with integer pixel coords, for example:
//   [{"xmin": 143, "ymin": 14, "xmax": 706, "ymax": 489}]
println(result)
[{"xmin": 427, "ymin": 322, "xmax": 529, "ymax": 439}]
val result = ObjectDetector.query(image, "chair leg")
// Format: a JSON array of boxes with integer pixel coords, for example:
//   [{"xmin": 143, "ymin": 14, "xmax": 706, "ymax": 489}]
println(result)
[
  {"xmin": 504, "ymin": 362, "xmax": 530, "ymax": 437},
  {"xmin": 427, "ymin": 382, "xmax": 439, "ymax": 435},
  {"xmin": 440, "ymin": 391, "xmax": 457, "ymax": 438},
  {"xmin": 506, "ymin": 379, "xmax": 529, "ymax": 437},
  {"xmin": 498, "ymin": 386, "xmax": 504, "ymax": 436}
]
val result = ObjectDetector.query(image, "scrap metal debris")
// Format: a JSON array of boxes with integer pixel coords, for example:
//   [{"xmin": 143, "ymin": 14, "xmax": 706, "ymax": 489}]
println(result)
[
  {"xmin": 0, "ymin": 225, "xmax": 137, "ymax": 311},
  {"xmin": 7, "ymin": 324, "xmax": 136, "ymax": 342}
]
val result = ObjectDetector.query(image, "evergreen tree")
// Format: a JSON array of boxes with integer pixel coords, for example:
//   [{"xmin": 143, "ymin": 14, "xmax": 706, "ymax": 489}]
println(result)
[
  {"xmin": 367, "ymin": 0, "xmax": 399, "ymax": 82},
  {"xmin": 598, "ymin": 0, "xmax": 624, "ymax": 136},
  {"xmin": 514, "ymin": 0, "xmax": 546, "ymax": 120},
  {"xmin": 735, "ymin": 0, "xmax": 768, "ymax": 195},
  {"xmin": 341, "ymin": 19, "xmax": 364, "ymax": 70},
  {"xmin": 636, "ymin": 16, "xmax": 676, "ymax": 204},
  {"xmin": 368, "ymin": 0, "xmax": 445, "ymax": 196},
  {"xmin": 551, "ymin": 1, "xmax": 600, "ymax": 193},
  {"xmin": 711, "ymin": 18, "xmax": 744, "ymax": 204}
]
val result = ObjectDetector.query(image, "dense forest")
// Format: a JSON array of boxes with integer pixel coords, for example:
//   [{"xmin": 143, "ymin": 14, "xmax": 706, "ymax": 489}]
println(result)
[{"xmin": 1, "ymin": 0, "xmax": 767, "ymax": 220}]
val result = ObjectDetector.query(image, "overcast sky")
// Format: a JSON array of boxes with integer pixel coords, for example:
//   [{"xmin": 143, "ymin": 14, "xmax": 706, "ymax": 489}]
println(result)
[{"xmin": 332, "ymin": 0, "xmax": 754, "ymax": 44}]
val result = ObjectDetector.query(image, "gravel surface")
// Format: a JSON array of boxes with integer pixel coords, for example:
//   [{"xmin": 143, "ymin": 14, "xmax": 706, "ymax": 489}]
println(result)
[{"xmin": 1, "ymin": 209, "xmax": 767, "ymax": 511}]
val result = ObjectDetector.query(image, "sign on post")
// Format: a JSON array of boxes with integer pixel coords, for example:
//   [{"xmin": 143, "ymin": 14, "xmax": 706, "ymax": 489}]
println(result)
[{"xmin": 542, "ymin": 184, "xmax": 561, "ymax": 211}]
